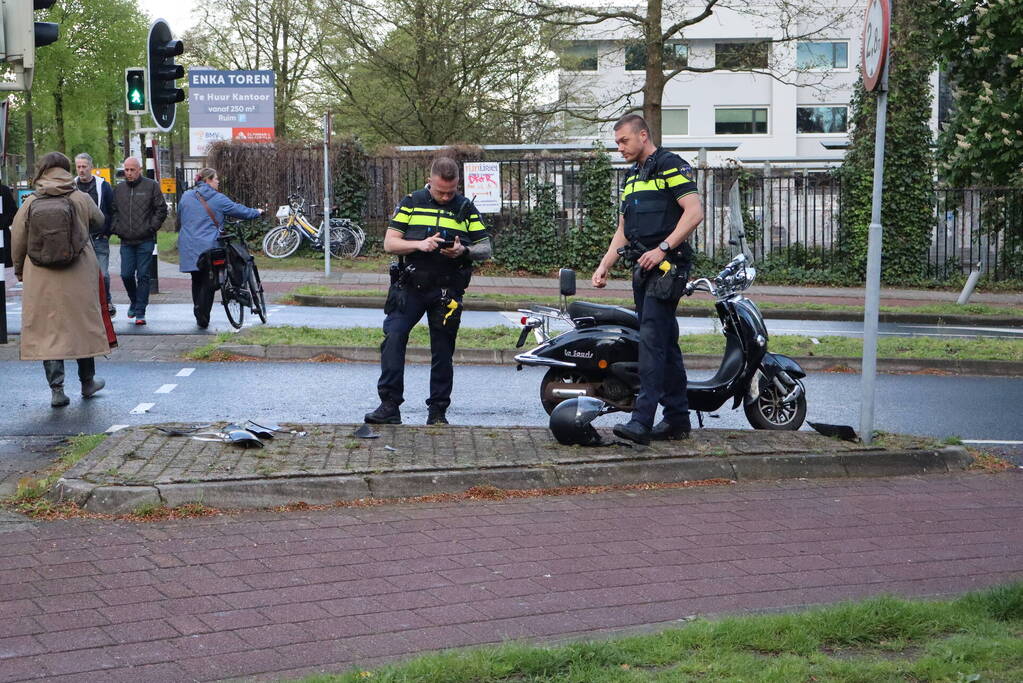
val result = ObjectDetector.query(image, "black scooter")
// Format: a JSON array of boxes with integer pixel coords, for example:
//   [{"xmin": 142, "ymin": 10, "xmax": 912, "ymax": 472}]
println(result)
[{"xmin": 513, "ymin": 252, "xmax": 807, "ymax": 430}]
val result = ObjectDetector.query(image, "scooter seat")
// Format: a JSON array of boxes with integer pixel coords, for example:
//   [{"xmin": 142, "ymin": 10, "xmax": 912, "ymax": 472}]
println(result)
[{"xmin": 567, "ymin": 301, "xmax": 640, "ymax": 330}]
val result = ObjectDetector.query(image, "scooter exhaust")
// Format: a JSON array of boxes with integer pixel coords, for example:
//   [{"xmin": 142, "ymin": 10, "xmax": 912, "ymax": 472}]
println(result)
[{"xmin": 552, "ymin": 388, "xmax": 589, "ymax": 398}]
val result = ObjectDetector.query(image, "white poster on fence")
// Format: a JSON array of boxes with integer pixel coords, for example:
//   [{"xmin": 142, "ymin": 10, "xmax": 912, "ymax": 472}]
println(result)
[{"xmin": 463, "ymin": 162, "xmax": 501, "ymax": 213}]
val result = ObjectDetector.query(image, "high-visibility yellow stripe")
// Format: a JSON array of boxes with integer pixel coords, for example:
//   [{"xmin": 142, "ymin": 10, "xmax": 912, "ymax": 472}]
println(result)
[
  {"xmin": 665, "ymin": 174, "xmax": 692, "ymax": 188},
  {"xmin": 621, "ymin": 179, "xmax": 667, "ymax": 199},
  {"xmin": 391, "ymin": 212, "xmax": 411, "ymax": 224},
  {"xmin": 407, "ymin": 215, "xmax": 465, "ymax": 230},
  {"xmin": 467, "ymin": 219, "xmax": 487, "ymax": 232}
]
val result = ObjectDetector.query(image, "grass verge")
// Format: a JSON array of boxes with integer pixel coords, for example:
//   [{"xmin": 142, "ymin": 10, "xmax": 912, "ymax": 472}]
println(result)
[
  {"xmin": 3, "ymin": 434, "xmax": 107, "ymax": 515},
  {"xmin": 184, "ymin": 332, "xmax": 236, "ymax": 360},
  {"xmin": 301, "ymin": 582, "xmax": 1023, "ymax": 682},
  {"xmin": 229, "ymin": 325, "xmax": 1023, "ymax": 362},
  {"xmin": 289, "ymin": 285, "xmax": 1023, "ymax": 318}
]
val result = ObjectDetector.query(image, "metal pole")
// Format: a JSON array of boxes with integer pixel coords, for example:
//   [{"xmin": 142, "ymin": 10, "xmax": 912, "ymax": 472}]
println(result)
[
  {"xmin": 859, "ymin": 61, "xmax": 890, "ymax": 445},
  {"xmin": 323, "ymin": 113, "xmax": 331, "ymax": 277}
]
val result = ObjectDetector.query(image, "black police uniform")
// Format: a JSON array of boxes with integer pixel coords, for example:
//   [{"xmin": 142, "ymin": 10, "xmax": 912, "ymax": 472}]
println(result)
[
  {"xmin": 375, "ymin": 188, "xmax": 489, "ymax": 415},
  {"xmin": 620, "ymin": 147, "xmax": 699, "ymax": 429}
]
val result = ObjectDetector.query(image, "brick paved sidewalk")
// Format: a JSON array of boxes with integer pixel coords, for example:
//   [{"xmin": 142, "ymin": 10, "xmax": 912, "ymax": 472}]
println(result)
[{"xmin": 1, "ymin": 471, "xmax": 1020, "ymax": 682}]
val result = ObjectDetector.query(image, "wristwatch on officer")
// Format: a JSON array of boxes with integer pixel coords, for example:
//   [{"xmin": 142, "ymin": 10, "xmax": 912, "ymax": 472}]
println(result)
[{"xmin": 658, "ymin": 241, "xmax": 671, "ymax": 252}]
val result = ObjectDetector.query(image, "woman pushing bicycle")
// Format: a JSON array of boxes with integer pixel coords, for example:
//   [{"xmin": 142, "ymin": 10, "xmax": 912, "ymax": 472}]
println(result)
[{"xmin": 178, "ymin": 168, "xmax": 263, "ymax": 328}]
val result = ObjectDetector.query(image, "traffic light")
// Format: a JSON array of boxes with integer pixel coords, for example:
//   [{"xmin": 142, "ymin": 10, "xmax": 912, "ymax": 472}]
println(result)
[
  {"xmin": 125, "ymin": 67, "xmax": 146, "ymax": 114},
  {"xmin": 146, "ymin": 19, "xmax": 184, "ymax": 132},
  {"xmin": 0, "ymin": 0, "xmax": 61, "ymax": 92}
]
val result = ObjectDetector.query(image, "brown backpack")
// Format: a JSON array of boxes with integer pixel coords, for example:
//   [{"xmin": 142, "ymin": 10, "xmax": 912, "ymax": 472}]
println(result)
[{"xmin": 26, "ymin": 192, "xmax": 84, "ymax": 268}]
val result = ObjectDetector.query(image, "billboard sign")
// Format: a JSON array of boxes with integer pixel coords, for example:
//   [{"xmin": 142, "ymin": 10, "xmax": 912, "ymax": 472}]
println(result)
[
  {"xmin": 188, "ymin": 69, "xmax": 275, "ymax": 156},
  {"xmin": 463, "ymin": 162, "xmax": 501, "ymax": 213}
]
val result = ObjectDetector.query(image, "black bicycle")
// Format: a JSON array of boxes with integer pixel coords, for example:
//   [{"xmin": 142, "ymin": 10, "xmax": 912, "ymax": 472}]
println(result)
[{"xmin": 209, "ymin": 221, "xmax": 267, "ymax": 329}]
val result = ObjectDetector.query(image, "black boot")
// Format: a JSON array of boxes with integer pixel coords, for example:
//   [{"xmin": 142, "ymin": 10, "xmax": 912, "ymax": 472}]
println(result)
[
  {"xmin": 612, "ymin": 420, "xmax": 651, "ymax": 445},
  {"xmin": 365, "ymin": 400, "xmax": 401, "ymax": 425},
  {"xmin": 427, "ymin": 407, "xmax": 449, "ymax": 425},
  {"xmin": 651, "ymin": 414, "xmax": 691, "ymax": 441}
]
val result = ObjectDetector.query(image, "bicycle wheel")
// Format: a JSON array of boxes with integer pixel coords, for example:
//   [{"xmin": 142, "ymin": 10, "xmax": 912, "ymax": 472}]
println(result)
[
  {"xmin": 328, "ymin": 223, "xmax": 359, "ymax": 259},
  {"xmin": 222, "ymin": 284, "xmax": 244, "ymax": 329},
  {"xmin": 249, "ymin": 264, "xmax": 267, "ymax": 324},
  {"xmin": 262, "ymin": 226, "xmax": 301, "ymax": 258}
]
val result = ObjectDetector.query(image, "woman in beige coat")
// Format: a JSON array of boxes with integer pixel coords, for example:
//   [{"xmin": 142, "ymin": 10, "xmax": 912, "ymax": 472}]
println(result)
[{"xmin": 12, "ymin": 152, "xmax": 109, "ymax": 407}]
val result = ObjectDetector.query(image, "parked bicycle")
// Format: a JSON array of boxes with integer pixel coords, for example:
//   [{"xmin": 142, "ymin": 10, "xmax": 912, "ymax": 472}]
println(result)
[
  {"xmin": 262, "ymin": 190, "xmax": 365, "ymax": 259},
  {"xmin": 208, "ymin": 220, "xmax": 267, "ymax": 329}
]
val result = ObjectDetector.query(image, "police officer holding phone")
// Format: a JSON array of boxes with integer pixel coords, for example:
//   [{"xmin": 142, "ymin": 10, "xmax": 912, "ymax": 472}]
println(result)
[
  {"xmin": 365, "ymin": 157, "xmax": 492, "ymax": 426},
  {"xmin": 591, "ymin": 114, "xmax": 705, "ymax": 445}
]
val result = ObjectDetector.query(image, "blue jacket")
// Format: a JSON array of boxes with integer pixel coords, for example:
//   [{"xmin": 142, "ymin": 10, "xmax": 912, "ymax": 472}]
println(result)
[{"xmin": 177, "ymin": 182, "xmax": 260, "ymax": 272}]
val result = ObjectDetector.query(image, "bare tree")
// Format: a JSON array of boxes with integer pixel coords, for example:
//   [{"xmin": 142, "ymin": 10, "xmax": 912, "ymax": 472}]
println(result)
[
  {"xmin": 521, "ymin": 0, "xmax": 859, "ymax": 144},
  {"xmin": 186, "ymin": 0, "xmax": 322, "ymax": 138},
  {"xmin": 316, "ymin": 0, "xmax": 561, "ymax": 145}
]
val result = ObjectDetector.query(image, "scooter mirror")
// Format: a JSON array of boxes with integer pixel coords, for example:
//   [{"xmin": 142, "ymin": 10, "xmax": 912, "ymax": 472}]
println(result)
[{"xmin": 559, "ymin": 268, "xmax": 576, "ymax": 297}]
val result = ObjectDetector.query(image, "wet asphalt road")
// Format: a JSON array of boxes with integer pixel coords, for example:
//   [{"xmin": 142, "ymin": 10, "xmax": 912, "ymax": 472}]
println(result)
[
  {"xmin": 3, "ymin": 302, "xmax": 1022, "ymax": 339},
  {"xmin": 3, "ymin": 360, "xmax": 1022, "ymax": 446}
]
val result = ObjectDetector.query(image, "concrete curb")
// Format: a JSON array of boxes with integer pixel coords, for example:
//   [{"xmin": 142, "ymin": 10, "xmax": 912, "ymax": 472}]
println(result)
[
  {"xmin": 217, "ymin": 343, "xmax": 1023, "ymax": 376},
  {"xmin": 292, "ymin": 294, "xmax": 1022, "ymax": 326},
  {"xmin": 49, "ymin": 447, "xmax": 972, "ymax": 513}
]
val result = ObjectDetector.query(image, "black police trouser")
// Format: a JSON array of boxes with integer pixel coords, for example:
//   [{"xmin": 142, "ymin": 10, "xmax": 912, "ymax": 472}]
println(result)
[
  {"xmin": 190, "ymin": 269, "xmax": 217, "ymax": 327},
  {"xmin": 43, "ymin": 358, "xmax": 96, "ymax": 389},
  {"xmin": 631, "ymin": 281, "xmax": 688, "ymax": 428},
  {"xmin": 377, "ymin": 285, "xmax": 463, "ymax": 410}
]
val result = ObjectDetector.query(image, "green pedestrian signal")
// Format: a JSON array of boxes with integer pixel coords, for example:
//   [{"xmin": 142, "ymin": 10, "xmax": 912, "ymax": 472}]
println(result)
[{"xmin": 125, "ymin": 67, "xmax": 147, "ymax": 114}]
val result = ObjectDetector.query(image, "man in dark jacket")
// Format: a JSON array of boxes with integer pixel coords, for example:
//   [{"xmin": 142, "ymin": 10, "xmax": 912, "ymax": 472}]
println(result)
[
  {"xmin": 111, "ymin": 156, "xmax": 166, "ymax": 325},
  {"xmin": 74, "ymin": 153, "xmax": 116, "ymax": 316}
]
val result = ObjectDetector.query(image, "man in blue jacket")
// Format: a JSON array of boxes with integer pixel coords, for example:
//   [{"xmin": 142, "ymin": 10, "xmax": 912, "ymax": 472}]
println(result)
[
  {"xmin": 74, "ymin": 154, "xmax": 115, "ymax": 316},
  {"xmin": 177, "ymin": 168, "xmax": 262, "ymax": 328}
]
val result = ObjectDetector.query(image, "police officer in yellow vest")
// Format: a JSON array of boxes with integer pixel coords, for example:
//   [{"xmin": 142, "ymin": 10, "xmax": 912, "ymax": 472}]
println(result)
[
  {"xmin": 365, "ymin": 157, "xmax": 492, "ymax": 426},
  {"xmin": 591, "ymin": 114, "xmax": 705, "ymax": 445}
]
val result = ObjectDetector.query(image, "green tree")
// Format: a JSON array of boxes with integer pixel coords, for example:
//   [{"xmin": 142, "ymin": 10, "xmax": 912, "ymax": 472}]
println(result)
[
  {"xmin": 317, "ymin": 0, "xmax": 560, "ymax": 146},
  {"xmin": 933, "ymin": 0, "xmax": 1023, "ymax": 186},
  {"xmin": 22, "ymin": 0, "xmax": 148, "ymax": 173},
  {"xmin": 837, "ymin": 0, "xmax": 937, "ymax": 283}
]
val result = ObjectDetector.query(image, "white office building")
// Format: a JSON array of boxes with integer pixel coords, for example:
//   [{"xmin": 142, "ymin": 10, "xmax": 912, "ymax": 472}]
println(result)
[{"xmin": 557, "ymin": 2, "xmax": 939, "ymax": 167}]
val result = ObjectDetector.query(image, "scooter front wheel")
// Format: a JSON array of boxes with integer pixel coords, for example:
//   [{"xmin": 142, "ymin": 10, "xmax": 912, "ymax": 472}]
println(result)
[{"xmin": 744, "ymin": 379, "xmax": 807, "ymax": 430}]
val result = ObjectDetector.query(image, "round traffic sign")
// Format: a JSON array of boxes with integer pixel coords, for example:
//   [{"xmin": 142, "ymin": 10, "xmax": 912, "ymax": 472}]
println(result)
[{"xmin": 861, "ymin": 0, "xmax": 891, "ymax": 91}]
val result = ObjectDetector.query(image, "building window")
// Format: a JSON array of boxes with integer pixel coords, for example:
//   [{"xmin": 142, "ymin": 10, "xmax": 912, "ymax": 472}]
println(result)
[
  {"xmin": 796, "ymin": 41, "xmax": 849, "ymax": 69},
  {"xmin": 662, "ymin": 108, "xmax": 689, "ymax": 136},
  {"xmin": 715, "ymin": 42, "xmax": 770, "ymax": 70},
  {"xmin": 625, "ymin": 42, "xmax": 688, "ymax": 71},
  {"xmin": 796, "ymin": 106, "xmax": 849, "ymax": 134},
  {"xmin": 715, "ymin": 108, "xmax": 768, "ymax": 135},
  {"xmin": 561, "ymin": 41, "xmax": 598, "ymax": 71}
]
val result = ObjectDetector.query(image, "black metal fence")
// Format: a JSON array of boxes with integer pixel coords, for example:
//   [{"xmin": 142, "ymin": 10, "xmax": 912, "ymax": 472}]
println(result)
[{"xmin": 362, "ymin": 158, "xmax": 1022, "ymax": 280}]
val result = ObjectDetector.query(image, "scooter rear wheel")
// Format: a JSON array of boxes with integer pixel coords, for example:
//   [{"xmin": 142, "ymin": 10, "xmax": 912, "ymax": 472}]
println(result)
[{"xmin": 744, "ymin": 379, "xmax": 807, "ymax": 430}]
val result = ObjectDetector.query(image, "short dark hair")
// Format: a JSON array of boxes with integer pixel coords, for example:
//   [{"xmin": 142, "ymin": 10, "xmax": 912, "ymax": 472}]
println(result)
[
  {"xmin": 33, "ymin": 152, "xmax": 72, "ymax": 186},
  {"xmin": 613, "ymin": 114, "xmax": 650, "ymax": 136},
  {"xmin": 430, "ymin": 157, "xmax": 459, "ymax": 182}
]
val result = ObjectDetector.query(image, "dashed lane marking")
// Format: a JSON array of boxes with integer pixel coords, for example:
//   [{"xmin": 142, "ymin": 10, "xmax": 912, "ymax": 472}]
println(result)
[
  {"xmin": 106, "ymin": 424, "xmax": 129, "ymax": 433},
  {"xmin": 155, "ymin": 384, "xmax": 177, "ymax": 394},
  {"xmin": 176, "ymin": 368, "xmax": 195, "ymax": 377},
  {"xmin": 129, "ymin": 403, "xmax": 155, "ymax": 414},
  {"xmin": 963, "ymin": 439, "xmax": 1023, "ymax": 445}
]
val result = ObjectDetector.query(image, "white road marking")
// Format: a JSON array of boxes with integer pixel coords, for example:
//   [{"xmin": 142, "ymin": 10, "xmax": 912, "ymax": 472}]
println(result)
[
  {"xmin": 963, "ymin": 439, "xmax": 1023, "ymax": 445},
  {"xmin": 106, "ymin": 424, "xmax": 129, "ymax": 433},
  {"xmin": 155, "ymin": 384, "xmax": 177, "ymax": 394},
  {"xmin": 130, "ymin": 403, "xmax": 155, "ymax": 414},
  {"xmin": 176, "ymin": 368, "xmax": 195, "ymax": 377}
]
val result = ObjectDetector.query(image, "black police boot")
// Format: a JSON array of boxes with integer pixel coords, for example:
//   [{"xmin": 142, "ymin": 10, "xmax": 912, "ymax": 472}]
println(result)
[
  {"xmin": 612, "ymin": 420, "xmax": 651, "ymax": 445},
  {"xmin": 365, "ymin": 400, "xmax": 401, "ymax": 425},
  {"xmin": 651, "ymin": 414, "xmax": 691, "ymax": 441},
  {"xmin": 426, "ymin": 408, "xmax": 449, "ymax": 425}
]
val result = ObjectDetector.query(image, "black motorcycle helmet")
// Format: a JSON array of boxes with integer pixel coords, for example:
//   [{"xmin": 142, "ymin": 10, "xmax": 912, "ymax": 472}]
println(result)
[{"xmin": 549, "ymin": 397, "xmax": 607, "ymax": 446}]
